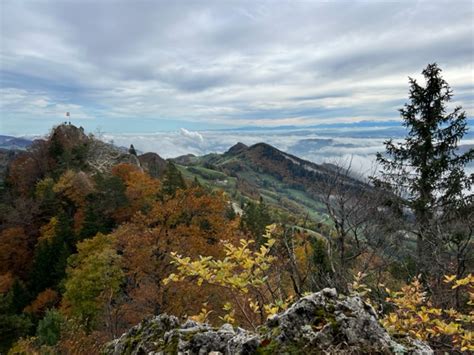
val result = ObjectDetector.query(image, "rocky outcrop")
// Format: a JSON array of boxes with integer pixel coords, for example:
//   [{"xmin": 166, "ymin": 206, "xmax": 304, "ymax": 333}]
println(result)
[
  {"xmin": 138, "ymin": 152, "xmax": 168, "ymax": 178},
  {"xmin": 104, "ymin": 289, "xmax": 432, "ymax": 354},
  {"xmin": 51, "ymin": 123, "xmax": 89, "ymax": 149},
  {"xmin": 87, "ymin": 139, "xmax": 142, "ymax": 173}
]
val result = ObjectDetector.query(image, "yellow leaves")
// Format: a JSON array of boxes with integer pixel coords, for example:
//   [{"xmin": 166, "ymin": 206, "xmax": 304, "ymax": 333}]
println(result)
[
  {"xmin": 436, "ymin": 322, "xmax": 460, "ymax": 336},
  {"xmin": 388, "ymin": 313, "xmax": 398, "ymax": 324},
  {"xmin": 162, "ymin": 273, "xmax": 182, "ymax": 285},
  {"xmin": 221, "ymin": 311, "xmax": 235, "ymax": 325},
  {"xmin": 349, "ymin": 272, "xmax": 371, "ymax": 297},
  {"xmin": 426, "ymin": 307, "xmax": 442, "ymax": 316},
  {"xmin": 460, "ymin": 332, "xmax": 474, "ymax": 351},
  {"xmin": 54, "ymin": 170, "xmax": 94, "ymax": 207},
  {"xmin": 35, "ymin": 177, "xmax": 55, "ymax": 200},
  {"xmin": 190, "ymin": 305, "xmax": 212, "ymax": 323},
  {"xmin": 265, "ymin": 223, "xmax": 278, "ymax": 236},
  {"xmin": 164, "ymin": 230, "xmax": 278, "ymax": 328},
  {"xmin": 223, "ymin": 302, "xmax": 233, "ymax": 311},
  {"xmin": 263, "ymin": 304, "xmax": 279, "ymax": 317},
  {"xmin": 443, "ymin": 273, "xmax": 474, "ymax": 289},
  {"xmin": 38, "ymin": 217, "xmax": 58, "ymax": 243},
  {"xmin": 444, "ymin": 308, "xmax": 460, "ymax": 318},
  {"xmin": 220, "ymin": 303, "xmax": 236, "ymax": 324},
  {"xmin": 416, "ymin": 312, "xmax": 430, "ymax": 323},
  {"xmin": 453, "ymin": 274, "xmax": 473, "ymax": 289},
  {"xmin": 263, "ymin": 297, "xmax": 293, "ymax": 319},
  {"xmin": 265, "ymin": 237, "xmax": 276, "ymax": 248},
  {"xmin": 382, "ymin": 274, "xmax": 473, "ymax": 352},
  {"xmin": 248, "ymin": 299, "xmax": 260, "ymax": 314},
  {"xmin": 164, "ymin": 235, "xmax": 275, "ymax": 294},
  {"xmin": 444, "ymin": 274, "xmax": 457, "ymax": 283}
]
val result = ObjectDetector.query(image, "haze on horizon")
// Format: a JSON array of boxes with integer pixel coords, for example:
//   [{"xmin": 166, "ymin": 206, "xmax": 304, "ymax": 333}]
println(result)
[{"xmin": 0, "ymin": 0, "xmax": 473, "ymax": 136}]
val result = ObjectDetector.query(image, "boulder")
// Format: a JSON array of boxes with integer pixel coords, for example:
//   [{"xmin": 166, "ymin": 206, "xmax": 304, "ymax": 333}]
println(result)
[{"xmin": 104, "ymin": 289, "xmax": 432, "ymax": 354}]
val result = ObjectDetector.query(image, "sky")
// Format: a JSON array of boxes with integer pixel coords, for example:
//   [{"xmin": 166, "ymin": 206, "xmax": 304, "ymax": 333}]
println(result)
[{"xmin": 1, "ymin": 0, "xmax": 473, "ymax": 136}]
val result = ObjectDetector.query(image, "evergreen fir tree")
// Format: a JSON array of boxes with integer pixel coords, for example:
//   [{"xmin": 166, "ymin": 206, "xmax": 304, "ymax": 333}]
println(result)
[
  {"xmin": 374, "ymin": 63, "xmax": 473, "ymax": 274},
  {"xmin": 161, "ymin": 161, "xmax": 186, "ymax": 197},
  {"xmin": 128, "ymin": 144, "xmax": 137, "ymax": 156},
  {"xmin": 29, "ymin": 210, "xmax": 74, "ymax": 294},
  {"xmin": 36, "ymin": 309, "xmax": 63, "ymax": 346},
  {"xmin": 241, "ymin": 197, "xmax": 272, "ymax": 243},
  {"xmin": 0, "ymin": 292, "xmax": 32, "ymax": 353}
]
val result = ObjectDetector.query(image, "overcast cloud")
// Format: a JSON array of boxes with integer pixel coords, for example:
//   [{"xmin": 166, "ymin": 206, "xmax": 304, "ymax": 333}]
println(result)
[{"xmin": 1, "ymin": 0, "xmax": 473, "ymax": 135}]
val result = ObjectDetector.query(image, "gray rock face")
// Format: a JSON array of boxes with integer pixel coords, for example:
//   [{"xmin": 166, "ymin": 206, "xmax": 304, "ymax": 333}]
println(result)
[{"xmin": 103, "ymin": 289, "xmax": 432, "ymax": 354}]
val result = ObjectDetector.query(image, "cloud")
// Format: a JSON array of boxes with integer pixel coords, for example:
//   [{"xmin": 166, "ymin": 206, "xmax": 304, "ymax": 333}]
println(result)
[
  {"xmin": 180, "ymin": 128, "xmax": 204, "ymax": 143},
  {"xmin": 1, "ymin": 0, "xmax": 473, "ymax": 134}
]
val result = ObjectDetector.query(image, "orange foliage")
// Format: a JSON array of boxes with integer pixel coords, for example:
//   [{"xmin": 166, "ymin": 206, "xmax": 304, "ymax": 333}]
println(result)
[
  {"xmin": 110, "ymin": 186, "xmax": 241, "ymax": 326},
  {"xmin": 24, "ymin": 288, "xmax": 59, "ymax": 316},
  {"xmin": 0, "ymin": 272, "xmax": 14, "ymax": 293},
  {"xmin": 111, "ymin": 163, "xmax": 140, "ymax": 181},
  {"xmin": 0, "ymin": 227, "xmax": 31, "ymax": 278},
  {"xmin": 56, "ymin": 320, "xmax": 105, "ymax": 355},
  {"xmin": 7, "ymin": 154, "xmax": 42, "ymax": 196},
  {"xmin": 53, "ymin": 170, "xmax": 95, "ymax": 231},
  {"xmin": 112, "ymin": 163, "xmax": 161, "ymax": 219}
]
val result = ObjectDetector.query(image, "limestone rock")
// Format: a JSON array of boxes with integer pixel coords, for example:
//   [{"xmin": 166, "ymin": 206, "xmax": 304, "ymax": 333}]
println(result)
[{"xmin": 103, "ymin": 289, "xmax": 433, "ymax": 354}]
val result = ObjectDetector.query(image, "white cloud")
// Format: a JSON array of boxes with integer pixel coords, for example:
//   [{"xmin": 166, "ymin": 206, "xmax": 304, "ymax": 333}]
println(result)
[{"xmin": 179, "ymin": 128, "xmax": 204, "ymax": 143}]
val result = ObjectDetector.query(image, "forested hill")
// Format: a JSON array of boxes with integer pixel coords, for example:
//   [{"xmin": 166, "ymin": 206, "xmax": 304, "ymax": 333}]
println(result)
[{"xmin": 172, "ymin": 141, "xmax": 368, "ymax": 222}]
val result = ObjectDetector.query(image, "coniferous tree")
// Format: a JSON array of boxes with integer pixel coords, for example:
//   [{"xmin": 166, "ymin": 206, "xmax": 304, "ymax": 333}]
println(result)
[
  {"xmin": 36, "ymin": 309, "xmax": 63, "ymax": 346},
  {"xmin": 161, "ymin": 161, "xmax": 186, "ymax": 197},
  {"xmin": 0, "ymin": 291, "xmax": 32, "ymax": 353},
  {"xmin": 374, "ymin": 63, "xmax": 473, "ymax": 275},
  {"xmin": 29, "ymin": 211, "xmax": 74, "ymax": 294},
  {"xmin": 241, "ymin": 197, "xmax": 272, "ymax": 243},
  {"xmin": 128, "ymin": 144, "xmax": 137, "ymax": 156}
]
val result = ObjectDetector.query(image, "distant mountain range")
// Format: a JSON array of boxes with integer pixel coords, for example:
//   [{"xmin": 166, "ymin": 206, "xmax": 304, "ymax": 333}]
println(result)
[{"xmin": 0, "ymin": 135, "xmax": 32, "ymax": 149}]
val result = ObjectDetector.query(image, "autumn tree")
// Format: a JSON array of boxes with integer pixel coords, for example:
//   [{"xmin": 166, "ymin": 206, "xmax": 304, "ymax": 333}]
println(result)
[
  {"xmin": 111, "ymin": 163, "xmax": 161, "ymax": 219},
  {"xmin": 6, "ymin": 154, "xmax": 43, "ymax": 197},
  {"xmin": 0, "ymin": 227, "xmax": 31, "ymax": 279},
  {"xmin": 270, "ymin": 225, "xmax": 322, "ymax": 297},
  {"xmin": 163, "ymin": 225, "xmax": 283, "ymax": 329},
  {"xmin": 24, "ymin": 289, "xmax": 59, "ymax": 318},
  {"xmin": 53, "ymin": 170, "xmax": 95, "ymax": 231},
  {"xmin": 62, "ymin": 233, "xmax": 124, "ymax": 334},
  {"xmin": 111, "ymin": 186, "xmax": 241, "ymax": 326}
]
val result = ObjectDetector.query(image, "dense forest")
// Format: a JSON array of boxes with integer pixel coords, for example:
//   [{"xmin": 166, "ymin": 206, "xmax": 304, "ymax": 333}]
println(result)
[{"xmin": 0, "ymin": 64, "xmax": 472, "ymax": 353}]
